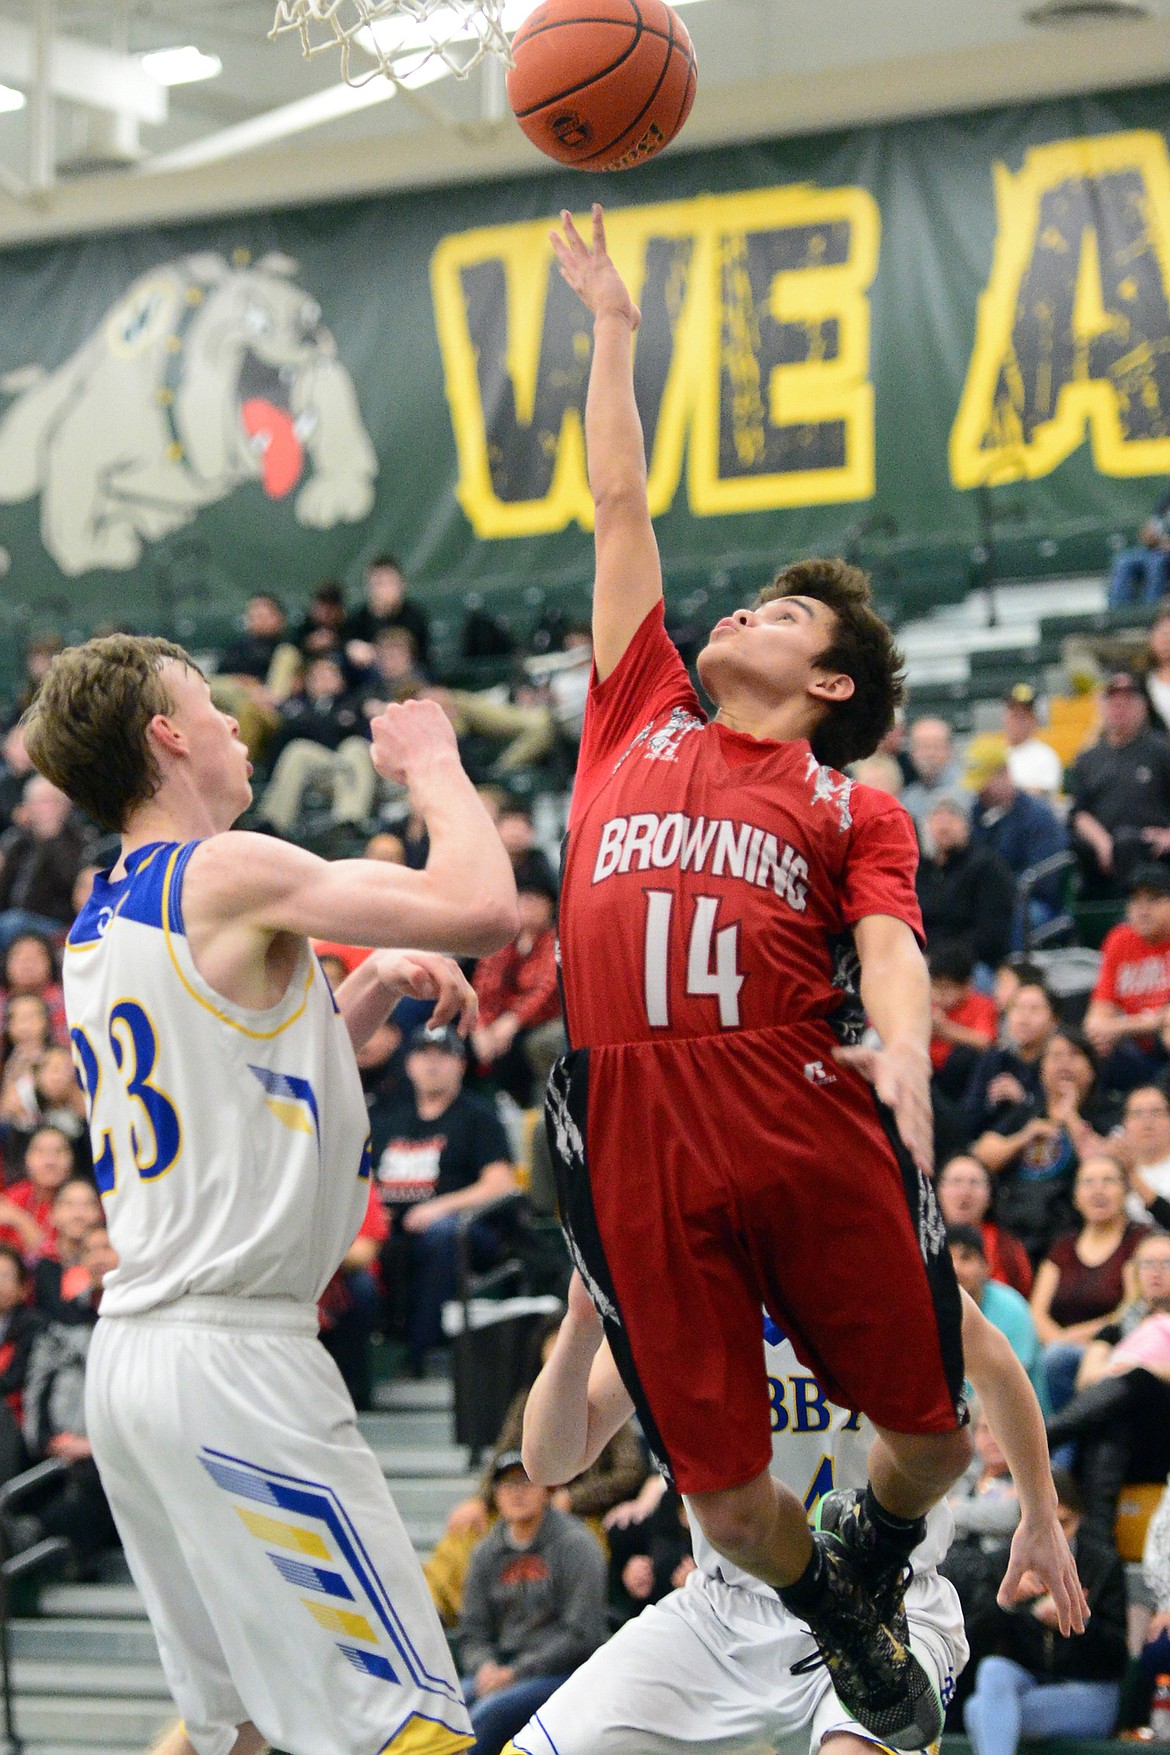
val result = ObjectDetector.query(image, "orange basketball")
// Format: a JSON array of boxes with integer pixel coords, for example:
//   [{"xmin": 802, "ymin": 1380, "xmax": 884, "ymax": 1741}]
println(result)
[{"xmin": 507, "ymin": 0, "xmax": 697, "ymax": 173}]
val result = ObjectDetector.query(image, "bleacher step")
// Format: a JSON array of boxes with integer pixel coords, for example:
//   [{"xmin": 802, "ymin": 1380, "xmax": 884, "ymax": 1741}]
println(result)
[
  {"xmin": 357, "ymin": 1409, "xmax": 453, "ymax": 1449},
  {"xmin": 9, "ymin": 1696, "xmax": 173, "ymax": 1744},
  {"xmin": 10, "ymin": 1659, "xmax": 169, "ymax": 1699},
  {"xmin": 409, "ymin": 1521, "xmax": 447, "ymax": 1554},
  {"xmin": 11, "ymin": 1618, "xmax": 160, "ymax": 1664},
  {"xmin": 383, "ymin": 1476, "xmax": 477, "ymax": 1523},
  {"xmin": 17, "ymin": 1745, "xmax": 145, "ymax": 1755},
  {"xmin": 372, "ymin": 1378, "xmax": 454, "ymax": 1412},
  {"xmin": 37, "ymin": 1583, "xmax": 145, "ymax": 1620},
  {"xmin": 371, "ymin": 1445, "xmax": 476, "ymax": 1479}
]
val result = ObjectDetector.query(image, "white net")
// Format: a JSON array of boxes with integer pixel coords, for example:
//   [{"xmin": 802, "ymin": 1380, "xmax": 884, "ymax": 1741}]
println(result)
[{"xmin": 270, "ymin": 0, "xmax": 513, "ymax": 89}]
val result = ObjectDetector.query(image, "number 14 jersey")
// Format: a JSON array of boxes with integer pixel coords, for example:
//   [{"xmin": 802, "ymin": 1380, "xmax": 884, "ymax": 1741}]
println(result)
[{"xmin": 559, "ymin": 603, "xmax": 924, "ymax": 1052}]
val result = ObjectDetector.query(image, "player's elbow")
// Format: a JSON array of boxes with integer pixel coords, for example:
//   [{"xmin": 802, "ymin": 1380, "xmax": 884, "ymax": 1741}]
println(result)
[
  {"xmin": 463, "ymin": 891, "xmax": 520, "ymax": 956},
  {"xmin": 520, "ymin": 1436, "xmax": 567, "ymax": 1489},
  {"xmin": 592, "ymin": 482, "xmax": 650, "ymax": 536}
]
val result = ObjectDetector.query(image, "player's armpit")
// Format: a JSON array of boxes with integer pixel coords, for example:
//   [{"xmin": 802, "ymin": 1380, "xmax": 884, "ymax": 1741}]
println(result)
[{"xmin": 183, "ymin": 832, "xmax": 516, "ymax": 958}]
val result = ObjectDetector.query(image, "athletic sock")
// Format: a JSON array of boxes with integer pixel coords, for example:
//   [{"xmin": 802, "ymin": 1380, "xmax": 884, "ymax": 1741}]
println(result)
[
  {"xmin": 862, "ymin": 1484, "xmax": 926, "ymax": 1558},
  {"xmin": 778, "ymin": 1539, "xmax": 827, "ymax": 1612}
]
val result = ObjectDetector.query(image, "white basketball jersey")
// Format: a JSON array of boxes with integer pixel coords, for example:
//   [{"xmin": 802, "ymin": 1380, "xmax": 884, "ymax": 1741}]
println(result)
[
  {"xmin": 64, "ymin": 839, "xmax": 371, "ymax": 1318},
  {"xmin": 687, "ymin": 1316, "xmax": 954, "ymax": 1592}
]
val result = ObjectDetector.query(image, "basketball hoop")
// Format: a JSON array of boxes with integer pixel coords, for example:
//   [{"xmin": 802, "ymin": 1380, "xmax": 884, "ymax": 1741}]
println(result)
[{"xmin": 270, "ymin": 0, "xmax": 513, "ymax": 88}]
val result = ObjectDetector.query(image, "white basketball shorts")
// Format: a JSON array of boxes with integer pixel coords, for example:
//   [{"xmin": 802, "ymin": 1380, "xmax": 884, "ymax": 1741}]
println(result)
[
  {"xmin": 86, "ymin": 1298, "xmax": 473, "ymax": 1755},
  {"xmin": 505, "ymin": 1564, "xmax": 967, "ymax": 1755}
]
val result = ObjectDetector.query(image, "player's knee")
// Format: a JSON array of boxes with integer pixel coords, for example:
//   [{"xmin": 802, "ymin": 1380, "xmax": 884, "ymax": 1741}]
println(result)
[
  {"xmin": 880, "ymin": 1421, "xmax": 973, "ymax": 1491},
  {"xmin": 933, "ymin": 1421, "xmax": 974, "ymax": 1483},
  {"xmin": 688, "ymin": 1481, "xmax": 773, "ymax": 1566}
]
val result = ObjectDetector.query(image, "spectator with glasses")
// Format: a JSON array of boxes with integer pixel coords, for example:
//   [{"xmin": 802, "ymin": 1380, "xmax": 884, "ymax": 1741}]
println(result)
[{"xmin": 1114, "ymin": 1085, "xmax": 1170, "ymax": 1230}]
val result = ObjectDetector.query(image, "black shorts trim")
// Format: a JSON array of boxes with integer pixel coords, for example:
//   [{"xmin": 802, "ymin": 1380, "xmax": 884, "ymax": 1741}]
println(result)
[
  {"xmin": 544, "ymin": 1048, "xmax": 677, "ymax": 1484},
  {"xmin": 873, "ymin": 1093, "xmax": 967, "ymax": 1427}
]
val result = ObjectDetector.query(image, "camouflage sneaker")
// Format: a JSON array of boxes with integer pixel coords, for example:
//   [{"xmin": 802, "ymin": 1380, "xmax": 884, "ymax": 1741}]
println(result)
[
  {"xmin": 777, "ymin": 1494, "xmax": 940, "ymax": 1753},
  {"xmin": 815, "ymin": 1486, "xmax": 924, "ymax": 1643}
]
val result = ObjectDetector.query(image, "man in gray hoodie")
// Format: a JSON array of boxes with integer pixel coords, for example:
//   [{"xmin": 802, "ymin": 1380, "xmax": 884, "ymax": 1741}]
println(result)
[{"xmin": 458, "ymin": 1450, "xmax": 608, "ymax": 1755}]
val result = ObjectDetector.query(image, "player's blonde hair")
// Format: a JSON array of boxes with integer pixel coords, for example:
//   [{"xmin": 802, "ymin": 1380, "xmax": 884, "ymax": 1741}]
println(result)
[
  {"xmin": 23, "ymin": 634, "xmax": 199, "ymax": 833},
  {"xmin": 756, "ymin": 557, "xmax": 905, "ymax": 771}
]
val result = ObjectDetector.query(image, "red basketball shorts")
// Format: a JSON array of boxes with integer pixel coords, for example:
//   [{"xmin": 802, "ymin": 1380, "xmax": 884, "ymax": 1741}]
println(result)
[{"xmin": 545, "ymin": 1018, "xmax": 965, "ymax": 1495}]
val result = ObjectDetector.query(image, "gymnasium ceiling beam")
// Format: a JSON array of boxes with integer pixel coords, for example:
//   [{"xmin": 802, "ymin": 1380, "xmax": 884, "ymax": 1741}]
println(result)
[
  {"xmin": 0, "ymin": 17, "xmax": 1167, "ymax": 243},
  {"xmin": 0, "ymin": 17, "xmax": 167, "ymax": 123}
]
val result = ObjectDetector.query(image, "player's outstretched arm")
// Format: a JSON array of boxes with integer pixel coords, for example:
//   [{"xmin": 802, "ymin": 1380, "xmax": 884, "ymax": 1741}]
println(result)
[
  {"xmin": 835, "ymin": 913, "xmax": 933, "ymax": 1176},
  {"xmin": 959, "ymin": 1290, "xmax": 1088, "ymax": 1636},
  {"xmin": 550, "ymin": 204, "xmax": 662, "ymax": 683},
  {"xmin": 522, "ymin": 1271, "xmax": 634, "ymax": 1486},
  {"xmin": 187, "ymin": 700, "xmax": 519, "ymax": 957},
  {"xmin": 333, "ymin": 951, "xmax": 476, "ymax": 1051}
]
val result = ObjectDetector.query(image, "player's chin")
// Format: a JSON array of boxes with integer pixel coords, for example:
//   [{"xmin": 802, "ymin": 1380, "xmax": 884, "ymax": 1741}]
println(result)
[{"xmin": 695, "ymin": 642, "xmax": 725, "ymax": 699}]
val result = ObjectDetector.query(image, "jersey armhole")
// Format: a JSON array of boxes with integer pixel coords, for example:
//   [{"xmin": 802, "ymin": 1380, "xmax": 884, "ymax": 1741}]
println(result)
[{"xmin": 163, "ymin": 840, "xmax": 203, "ymax": 936}]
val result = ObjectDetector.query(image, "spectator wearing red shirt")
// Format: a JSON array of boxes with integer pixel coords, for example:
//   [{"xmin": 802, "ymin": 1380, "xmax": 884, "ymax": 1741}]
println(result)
[
  {"xmin": 930, "ymin": 943, "xmax": 1000, "ymax": 1162},
  {"xmin": 0, "ymin": 1126, "xmax": 74, "ymax": 1256},
  {"xmin": 311, "ymin": 939, "xmax": 373, "ymax": 980},
  {"xmin": 319, "ymin": 1181, "xmax": 389, "ymax": 1412},
  {"xmin": 1084, "ymin": 864, "xmax": 1170, "ymax": 1089},
  {"xmin": 930, "ymin": 944, "xmax": 999, "ymax": 1072},
  {"xmin": 472, "ymin": 854, "xmax": 561, "ymax": 1107},
  {"xmin": 0, "ymin": 1244, "xmax": 38, "ymax": 1482},
  {"xmin": 934, "ymin": 1154, "xmax": 1034, "ymax": 1298},
  {"xmin": 32, "ymin": 1177, "xmax": 103, "ymax": 1321}
]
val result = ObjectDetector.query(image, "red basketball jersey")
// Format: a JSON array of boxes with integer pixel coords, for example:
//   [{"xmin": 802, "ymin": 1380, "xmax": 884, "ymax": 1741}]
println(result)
[{"xmin": 560, "ymin": 603, "xmax": 923, "ymax": 1050}]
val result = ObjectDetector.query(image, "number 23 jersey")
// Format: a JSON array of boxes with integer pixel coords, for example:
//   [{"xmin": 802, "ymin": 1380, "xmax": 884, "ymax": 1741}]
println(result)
[
  {"xmin": 559, "ymin": 603, "xmax": 924, "ymax": 1051},
  {"xmin": 64, "ymin": 839, "xmax": 371, "ymax": 1318}
]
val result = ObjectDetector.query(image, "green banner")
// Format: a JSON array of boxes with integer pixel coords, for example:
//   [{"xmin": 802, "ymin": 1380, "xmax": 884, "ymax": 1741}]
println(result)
[{"xmin": 2, "ymin": 82, "xmax": 1170, "ymax": 642}]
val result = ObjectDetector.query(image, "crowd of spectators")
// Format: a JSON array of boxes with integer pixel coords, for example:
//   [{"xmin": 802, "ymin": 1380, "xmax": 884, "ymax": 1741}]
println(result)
[{"xmin": 11, "ymin": 558, "xmax": 1170, "ymax": 1740}]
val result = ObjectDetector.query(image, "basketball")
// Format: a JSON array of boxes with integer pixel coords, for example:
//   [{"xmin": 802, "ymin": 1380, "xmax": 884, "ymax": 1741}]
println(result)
[{"xmin": 506, "ymin": 0, "xmax": 698, "ymax": 173}]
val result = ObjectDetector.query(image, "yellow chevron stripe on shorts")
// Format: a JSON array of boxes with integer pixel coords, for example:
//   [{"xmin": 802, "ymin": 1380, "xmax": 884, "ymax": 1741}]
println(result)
[
  {"xmin": 378, "ymin": 1715, "xmax": 474, "ymax": 1754},
  {"xmin": 234, "ymin": 1508, "xmax": 331, "ymax": 1558}
]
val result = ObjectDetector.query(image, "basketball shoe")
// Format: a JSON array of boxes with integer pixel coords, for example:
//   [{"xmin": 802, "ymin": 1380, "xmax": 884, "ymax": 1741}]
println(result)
[{"xmin": 778, "ymin": 1488, "xmax": 941, "ymax": 1752}]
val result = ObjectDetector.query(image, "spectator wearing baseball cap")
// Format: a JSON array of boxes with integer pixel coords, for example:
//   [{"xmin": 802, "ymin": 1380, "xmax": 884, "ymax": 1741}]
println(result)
[
  {"xmin": 1002, "ymin": 684, "xmax": 1064, "ymax": 799},
  {"xmin": 372, "ymin": 1021, "xmax": 517, "ymax": 1375},
  {"xmin": 1083, "ymin": 863, "xmax": 1170, "ymax": 1090},
  {"xmin": 1069, "ymin": 670, "xmax": 1170, "ymax": 899},
  {"xmin": 966, "ymin": 733, "xmax": 1068, "ymax": 944},
  {"xmin": 457, "ymin": 1449, "xmax": 607, "ymax": 1755}
]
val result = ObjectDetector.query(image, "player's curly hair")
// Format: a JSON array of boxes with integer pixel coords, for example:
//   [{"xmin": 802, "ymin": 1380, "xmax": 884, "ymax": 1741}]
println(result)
[
  {"xmin": 755, "ymin": 557, "xmax": 905, "ymax": 771},
  {"xmin": 23, "ymin": 634, "xmax": 199, "ymax": 833}
]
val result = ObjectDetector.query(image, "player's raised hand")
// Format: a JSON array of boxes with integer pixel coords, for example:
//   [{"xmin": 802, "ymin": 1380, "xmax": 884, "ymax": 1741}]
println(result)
[
  {"xmin": 997, "ymin": 1510, "xmax": 1088, "ymax": 1637},
  {"xmin": 368, "ymin": 698, "xmax": 460, "ymax": 784},
  {"xmin": 833, "ymin": 1038, "xmax": 934, "ymax": 1177},
  {"xmin": 370, "ymin": 951, "xmax": 477, "ymax": 1035},
  {"xmin": 550, "ymin": 204, "xmax": 640, "ymax": 330}
]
